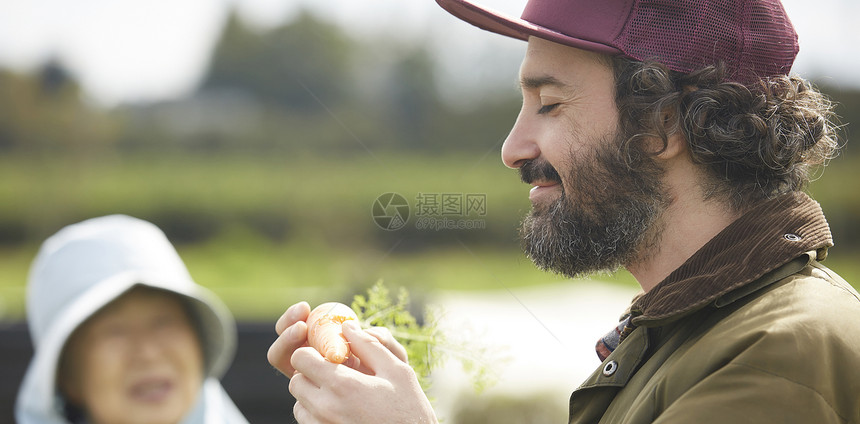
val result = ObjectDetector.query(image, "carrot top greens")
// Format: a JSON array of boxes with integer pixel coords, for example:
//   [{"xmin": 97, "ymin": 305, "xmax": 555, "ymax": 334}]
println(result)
[{"xmin": 352, "ymin": 281, "xmax": 500, "ymax": 394}]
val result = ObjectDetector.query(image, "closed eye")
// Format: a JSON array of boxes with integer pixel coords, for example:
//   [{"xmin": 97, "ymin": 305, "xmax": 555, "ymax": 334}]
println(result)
[{"xmin": 538, "ymin": 103, "xmax": 560, "ymax": 114}]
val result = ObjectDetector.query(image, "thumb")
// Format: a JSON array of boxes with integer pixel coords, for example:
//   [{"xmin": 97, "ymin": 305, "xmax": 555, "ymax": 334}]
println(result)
[{"xmin": 342, "ymin": 320, "xmax": 401, "ymax": 375}]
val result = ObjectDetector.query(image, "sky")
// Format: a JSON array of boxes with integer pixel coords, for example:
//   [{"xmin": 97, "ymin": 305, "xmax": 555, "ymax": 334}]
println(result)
[{"xmin": 0, "ymin": 0, "xmax": 857, "ymax": 107}]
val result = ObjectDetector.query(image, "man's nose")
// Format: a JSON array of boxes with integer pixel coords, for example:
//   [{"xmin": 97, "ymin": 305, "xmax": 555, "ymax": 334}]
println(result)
[{"xmin": 501, "ymin": 111, "xmax": 540, "ymax": 169}]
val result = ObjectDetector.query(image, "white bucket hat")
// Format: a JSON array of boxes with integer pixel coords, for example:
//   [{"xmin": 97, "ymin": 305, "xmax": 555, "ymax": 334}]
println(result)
[{"xmin": 16, "ymin": 214, "xmax": 240, "ymax": 423}]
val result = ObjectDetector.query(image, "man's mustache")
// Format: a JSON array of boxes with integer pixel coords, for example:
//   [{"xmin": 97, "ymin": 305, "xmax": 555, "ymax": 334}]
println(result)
[{"xmin": 519, "ymin": 159, "xmax": 562, "ymax": 185}]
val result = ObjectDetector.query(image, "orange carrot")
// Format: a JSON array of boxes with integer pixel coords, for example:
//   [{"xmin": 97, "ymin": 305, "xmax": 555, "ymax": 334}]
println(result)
[{"xmin": 306, "ymin": 302, "xmax": 359, "ymax": 364}]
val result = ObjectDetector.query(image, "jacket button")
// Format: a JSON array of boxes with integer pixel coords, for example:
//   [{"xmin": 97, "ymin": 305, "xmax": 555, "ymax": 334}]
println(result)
[{"xmin": 602, "ymin": 360, "xmax": 618, "ymax": 377}]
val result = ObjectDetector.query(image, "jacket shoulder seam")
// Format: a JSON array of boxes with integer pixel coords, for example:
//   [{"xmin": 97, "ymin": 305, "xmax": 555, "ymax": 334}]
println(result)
[{"xmin": 808, "ymin": 262, "xmax": 860, "ymax": 302}]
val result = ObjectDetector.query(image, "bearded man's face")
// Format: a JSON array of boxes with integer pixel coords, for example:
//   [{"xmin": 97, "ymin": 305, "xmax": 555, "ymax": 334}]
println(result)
[
  {"xmin": 518, "ymin": 131, "xmax": 667, "ymax": 278},
  {"xmin": 504, "ymin": 37, "xmax": 668, "ymax": 278}
]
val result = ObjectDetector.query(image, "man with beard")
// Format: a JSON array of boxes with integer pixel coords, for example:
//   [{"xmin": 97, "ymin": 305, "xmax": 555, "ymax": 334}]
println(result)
[{"xmin": 268, "ymin": 0, "xmax": 860, "ymax": 422}]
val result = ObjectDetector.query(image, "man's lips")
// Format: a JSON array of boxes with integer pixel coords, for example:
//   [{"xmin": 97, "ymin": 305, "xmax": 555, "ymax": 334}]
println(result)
[
  {"xmin": 529, "ymin": 179, "xmax": 560, "ymax": 187},
  {"xmin": 528, "ymin": 181, "xmax": 561, "ymax": 201}
]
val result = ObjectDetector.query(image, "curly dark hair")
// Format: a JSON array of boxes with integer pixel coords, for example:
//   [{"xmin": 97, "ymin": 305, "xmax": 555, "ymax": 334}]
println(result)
[{"xmin": 609, "ymin": 57, "xmax": 840, "ymax": 211}]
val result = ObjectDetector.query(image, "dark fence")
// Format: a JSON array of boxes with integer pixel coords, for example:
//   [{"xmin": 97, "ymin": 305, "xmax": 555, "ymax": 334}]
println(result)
[{"xmin": 0, "ymin": 321, "xmax": 296, "ymax": 423}]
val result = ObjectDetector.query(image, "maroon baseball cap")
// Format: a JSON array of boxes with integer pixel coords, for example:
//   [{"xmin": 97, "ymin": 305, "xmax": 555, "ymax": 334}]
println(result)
[{"xmin": 435, "ymin": 0, "xmax": 799, "ymax": 84}]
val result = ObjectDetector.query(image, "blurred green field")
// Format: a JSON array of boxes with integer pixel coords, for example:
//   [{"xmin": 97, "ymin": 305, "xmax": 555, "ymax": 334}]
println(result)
[{"xmin": 0, "ymin": 151, "xmax": 856, "ymax": 321}]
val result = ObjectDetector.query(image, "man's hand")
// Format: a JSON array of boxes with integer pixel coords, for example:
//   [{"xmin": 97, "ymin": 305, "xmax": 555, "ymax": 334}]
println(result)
[
  {"xmin": 267, "ymin": 301, "xmax": 409, "ymax": 376},
  {"xmin": 288, "ymin": 321, "xmax": 437, "ymax": 423}
]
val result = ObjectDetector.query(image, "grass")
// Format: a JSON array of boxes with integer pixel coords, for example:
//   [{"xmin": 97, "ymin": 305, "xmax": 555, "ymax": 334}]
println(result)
[{"xmin": 0, "ymin": 151, "xmax": 528, "ymax": 244}]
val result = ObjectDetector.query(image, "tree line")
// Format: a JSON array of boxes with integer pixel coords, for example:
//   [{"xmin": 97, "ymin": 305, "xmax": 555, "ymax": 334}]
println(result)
[{"xmin": 0, "ymin": 10, "xmax": 522, "ymax": 154}]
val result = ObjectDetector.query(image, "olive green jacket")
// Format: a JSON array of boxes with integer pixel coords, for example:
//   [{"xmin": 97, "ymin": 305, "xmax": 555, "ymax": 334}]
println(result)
[{"xmin": 570, "ymin": 193, "xmax": 860, "ymax": 424}]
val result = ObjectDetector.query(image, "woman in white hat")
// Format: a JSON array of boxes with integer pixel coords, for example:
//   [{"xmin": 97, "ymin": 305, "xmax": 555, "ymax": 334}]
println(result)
[{"xmin": 16, "ymin": 215, "xmax": 248, "ymax": 424}]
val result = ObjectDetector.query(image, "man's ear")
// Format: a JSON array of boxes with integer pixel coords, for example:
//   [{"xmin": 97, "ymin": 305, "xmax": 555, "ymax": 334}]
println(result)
[
  {"xmin": 655, "ymin": 108, "xmax": 687, "ymax": 160},
  {"xmin": 658, "ymin": 131, "xmax": 687, "ymax": 160}
]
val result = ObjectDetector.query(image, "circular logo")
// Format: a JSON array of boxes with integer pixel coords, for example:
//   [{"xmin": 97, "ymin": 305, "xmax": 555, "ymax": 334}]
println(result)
[{"xmin": 372, "ymin": 192, "xmax": 410, "ymax": 231}]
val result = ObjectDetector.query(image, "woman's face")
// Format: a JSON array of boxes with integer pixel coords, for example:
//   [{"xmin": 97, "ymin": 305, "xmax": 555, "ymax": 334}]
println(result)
[{"xmin": 60, "ymin": 287, "xmax": 204, "ymax": 424}]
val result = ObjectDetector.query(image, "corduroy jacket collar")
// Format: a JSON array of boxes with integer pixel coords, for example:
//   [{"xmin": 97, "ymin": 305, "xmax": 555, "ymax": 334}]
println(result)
[{"xmin": 629, "ymin": 192, "xmax": 832, "ymax": 327}]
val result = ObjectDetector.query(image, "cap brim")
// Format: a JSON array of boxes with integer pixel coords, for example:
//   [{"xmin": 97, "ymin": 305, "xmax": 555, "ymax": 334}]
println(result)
[{"xmin": 435, "ymin": 0, "xmax": 622, "ymax": 55}]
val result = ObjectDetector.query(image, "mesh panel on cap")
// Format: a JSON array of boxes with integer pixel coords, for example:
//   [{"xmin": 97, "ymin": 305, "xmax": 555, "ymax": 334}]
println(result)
[
  {"xmin": 622, "ymin": 0, "xmax": 743, "ymax": 76},
  {"xmin": 741, "ymin": 0, "xmax": 798, "ymax": 80},
  {"xmin": 619, "ymin": 0, "xmax": 797, "ymax": 84}
]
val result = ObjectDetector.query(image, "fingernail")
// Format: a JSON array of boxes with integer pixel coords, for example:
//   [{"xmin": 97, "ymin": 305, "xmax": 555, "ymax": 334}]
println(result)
[
  {"xmin": 287, "ymin": 303, "xmax": 303, "ymax": 320},
  {"xmin": 343, "ymin": 320, "xmax": 360, "ymax": 332}
]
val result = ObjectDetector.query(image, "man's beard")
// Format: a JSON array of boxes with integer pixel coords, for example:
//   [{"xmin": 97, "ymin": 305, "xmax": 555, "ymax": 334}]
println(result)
[{"xmin": 519, "ymin": 131, "xmax": 669, "ymax": 279}]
